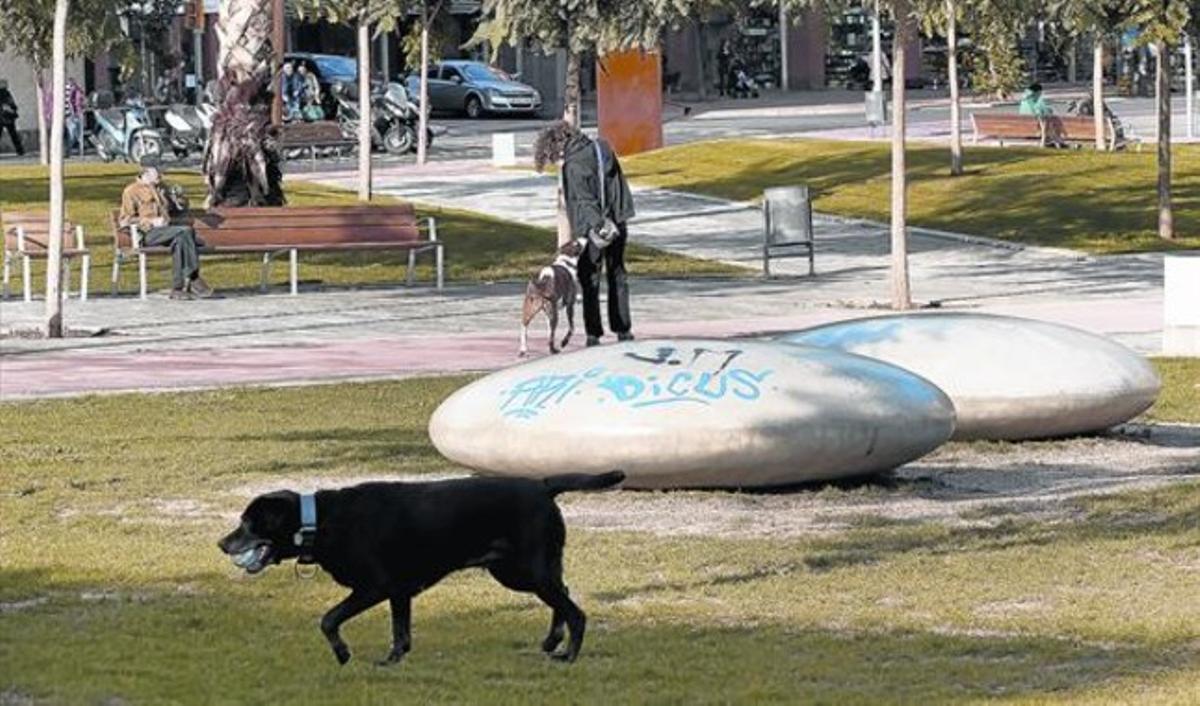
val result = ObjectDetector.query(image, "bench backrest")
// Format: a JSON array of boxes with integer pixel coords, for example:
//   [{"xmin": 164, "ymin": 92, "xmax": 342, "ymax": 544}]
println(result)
[
  {"xmin": 2, "ymin": 211, "xmax": 83, "ymax": 252},
  {"xmin": 972, "ymin": 113, "xmax": 1042, "ymax": 137},
  {"xmin": 1045, "ymin": 115, "xmax": 1113, "ymax": 140},
  {"xmin": 281, "ymin": 121, "xmax": 349, "ymax": 145},
  {"xmin": 111, "ymin": 205, "xmax": 421, "ymax": 249}
]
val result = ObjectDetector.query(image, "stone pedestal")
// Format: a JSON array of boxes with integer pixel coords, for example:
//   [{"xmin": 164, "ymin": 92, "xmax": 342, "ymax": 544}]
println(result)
[{"xmin": 1164, "ymin": 255, "xmax": 1200, "ymax": 356}]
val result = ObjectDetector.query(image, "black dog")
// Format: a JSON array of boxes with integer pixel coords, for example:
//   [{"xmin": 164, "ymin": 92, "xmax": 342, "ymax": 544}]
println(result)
[{"xmin": 218, "ymin": 471, "xmax": 624, "ymax": 665}]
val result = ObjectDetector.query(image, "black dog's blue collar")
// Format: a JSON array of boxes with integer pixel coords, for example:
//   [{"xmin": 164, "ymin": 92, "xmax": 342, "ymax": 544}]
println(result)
[{"xmin": 294, "ymin": 493, "xmax": 317, "ymax": 565}]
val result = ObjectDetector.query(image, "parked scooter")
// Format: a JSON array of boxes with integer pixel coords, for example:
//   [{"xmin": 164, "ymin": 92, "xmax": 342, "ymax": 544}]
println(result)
[
  {"xmin": 89, "ymin": 92, "xmax": 164, "ymax": 164},
  {"xmin": 332, "ymin": 81, "xmax": 434, "ymax": 155},
  {"xmin": 162, "ymin": 102, "xmax": 215, "ymax": 159}
]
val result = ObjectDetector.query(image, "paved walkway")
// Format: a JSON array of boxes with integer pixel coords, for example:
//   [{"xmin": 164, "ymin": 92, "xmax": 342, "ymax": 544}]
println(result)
[{"xmin": 0, "ymin": 161, "xmax": 1166, "ymax": 400}]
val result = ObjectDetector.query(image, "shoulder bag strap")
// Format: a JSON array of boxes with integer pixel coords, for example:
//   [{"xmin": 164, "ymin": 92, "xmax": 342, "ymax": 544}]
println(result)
[{"xmin": 594, "ymin": 139, "xmax": 606, "ymax": 218}]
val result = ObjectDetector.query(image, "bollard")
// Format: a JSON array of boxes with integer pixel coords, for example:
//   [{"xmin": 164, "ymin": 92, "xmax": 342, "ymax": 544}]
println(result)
[
  {"xmin": 1164, "ymin": 254, "xmax": 1200, "ymax": 356},
  {"xmin": 492, "ymin": 133, "xmax": 517, "ymax": 167}
]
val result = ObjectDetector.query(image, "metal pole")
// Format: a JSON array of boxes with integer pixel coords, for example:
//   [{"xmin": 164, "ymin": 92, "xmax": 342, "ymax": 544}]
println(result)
[
  {"xmin": 192, "ymin": 0, "xmax": 206, "ymax": 104},
  {"xmin": 1186, "ymin": 34, "xmax": 1195, "ymax": 140},
  {"xmin": 271, "ymin": 0, "xmax": 284, "ymax": 128},
  {"xmin": 872, "ymin": 0, "xmax": 883, "ymax": 93},
  {"xmin": 379, "ymin": 32, "xmax": 390, "ymax": 81},
  {"xmin": 779, "ymin": 2, "xmax": 789, "ymax": 91}
]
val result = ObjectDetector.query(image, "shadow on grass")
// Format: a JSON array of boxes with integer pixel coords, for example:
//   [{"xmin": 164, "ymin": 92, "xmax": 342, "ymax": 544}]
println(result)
[{"xmin": 0, "ymin": 570, "xmax": 1193, "ymax": 704}]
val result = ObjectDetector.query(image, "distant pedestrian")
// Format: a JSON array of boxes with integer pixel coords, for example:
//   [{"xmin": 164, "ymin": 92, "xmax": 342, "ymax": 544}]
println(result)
[
  {"xmin": 534, "ymin": 122, "xmax": 635, "ymax": 347},
  {"xmin": 0, "ymin": 79, "xmax": 25, "ymax": 156},
  {"xmin": 280, "ymin": 62, "xmax": 302, "ymax": 120},
  {"xmin": 65, "ymin": 78, "xmax": 85, "ymax": 155}
]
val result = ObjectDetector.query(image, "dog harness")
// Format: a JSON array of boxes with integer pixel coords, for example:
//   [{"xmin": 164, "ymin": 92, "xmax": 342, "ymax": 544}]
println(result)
[{"xmin": 295, "ymin": 493, "xmax": 318, "ymax": 565}]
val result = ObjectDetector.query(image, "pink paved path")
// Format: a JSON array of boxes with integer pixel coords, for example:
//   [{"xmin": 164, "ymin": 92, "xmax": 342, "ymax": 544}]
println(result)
[{"xmin": 0, "ymin": 298, "xmax": 1162, "ymax": 400}]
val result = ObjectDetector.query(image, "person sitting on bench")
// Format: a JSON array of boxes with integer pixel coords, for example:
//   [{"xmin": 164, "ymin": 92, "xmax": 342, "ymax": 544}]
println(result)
[{"xmin": 119, "ymin": 165, "xmax": 214, "ymax": 299}]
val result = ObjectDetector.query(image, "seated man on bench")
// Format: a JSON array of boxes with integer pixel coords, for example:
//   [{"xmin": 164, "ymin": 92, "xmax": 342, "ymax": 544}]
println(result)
[{"xmin": 119, "ymin": 165, "xmax": 214, "ymax": 299}]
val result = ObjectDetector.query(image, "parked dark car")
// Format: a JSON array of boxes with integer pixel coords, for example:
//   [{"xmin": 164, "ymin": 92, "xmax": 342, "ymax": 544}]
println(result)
[
  {"xmin": 284, "ymin": 52, "xmax": 383, "ymax": 120},
  {"xmin": 405, "ymin": 61, "xmax": 542, "ymax": 118}
]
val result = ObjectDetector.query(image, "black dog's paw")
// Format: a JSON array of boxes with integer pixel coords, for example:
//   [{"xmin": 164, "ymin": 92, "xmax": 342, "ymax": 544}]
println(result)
[
  {"xmin": 541, "ymin": 634, "xmax": 563, "ymax": 654},
  {"xmin": 548, "ymin": 650, "xmax": 578, "ymax": 663},
  {"xmin": 376, "ymin": 650, "xmax": 406, "ymax": 667},
  {"xmin": 332, "ymin": 643, "xmax": 352, "ymax": 665}
]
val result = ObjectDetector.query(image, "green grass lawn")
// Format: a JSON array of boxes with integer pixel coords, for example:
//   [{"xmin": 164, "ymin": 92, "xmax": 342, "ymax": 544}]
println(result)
[
  {"xmin": 1149, "ymin": 358, "xmax": 1200, "ymax": 423},
  {"xmin": 1, "ymin": 359, "xmax": 1197, "ymax": 704},
  {"xmin": 0, "ymin": 163, "xmax": 738, "ymax": 296},
  {"xmin": 623, "ymin": 139, "xmax": 1200, "ymax": 254}
]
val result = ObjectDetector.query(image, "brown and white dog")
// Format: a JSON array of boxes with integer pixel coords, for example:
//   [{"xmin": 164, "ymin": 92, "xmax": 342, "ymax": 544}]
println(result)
[{"xmin": 520, "ymin": 238, "xmax": 586, "ymax": 357}]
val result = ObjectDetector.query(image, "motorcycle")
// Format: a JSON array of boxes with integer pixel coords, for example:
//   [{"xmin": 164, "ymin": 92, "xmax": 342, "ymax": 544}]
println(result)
[
  {"xmin": 89, "ymin": 92, "xmax": 164, "ymax": 165},
  {"xmin": 332, "ymin": 81, "xmax": 434, "ymax": 155},
  {"xmin": 162, "ymin": 102, "xmax": 215, "ymax": 159}
]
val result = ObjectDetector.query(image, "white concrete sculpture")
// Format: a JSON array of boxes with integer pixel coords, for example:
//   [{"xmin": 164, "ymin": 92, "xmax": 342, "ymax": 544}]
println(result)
[
  {"xmin": 430, "ymin": 339, "xmax": 955, "ymax": 489},
  {"xmin": 777, "ymin": 313, "xmax": 1161, "ymax": 440}
]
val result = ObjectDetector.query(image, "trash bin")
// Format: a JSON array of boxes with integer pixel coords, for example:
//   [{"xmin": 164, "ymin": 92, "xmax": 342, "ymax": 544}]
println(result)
[{"xmin": 865, "ymin": 90, "xmax": 887, "ymax": 126}]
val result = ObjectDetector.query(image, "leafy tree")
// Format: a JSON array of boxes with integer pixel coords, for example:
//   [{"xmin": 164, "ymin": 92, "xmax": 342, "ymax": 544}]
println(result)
[
  {"xmin": 1051, "ymin": 0, "xmax": 1140, "ymax": 148},
  {"xmin": 472, "ymin": 0, "xmax": 691, "ymax": 126},
  {"xmin": 0, "ymin": 0, "xmax": 120, "ymax": 163},
  {"xmin": 1128, "ymin": 0, "xmax": 1192, "ymax": 239},
  {"xmin": 293, "ymin": 0, "xmax": 404, "ymax": 200}
]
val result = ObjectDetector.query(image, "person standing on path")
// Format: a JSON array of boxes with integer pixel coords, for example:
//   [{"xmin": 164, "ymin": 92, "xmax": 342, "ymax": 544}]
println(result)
[
  {"xmin": 119, "ymin": 165, "xmax": 214, "ymax": 300},
  {"xmin": 65, "ymin": 78, "xmax": 85, "ymax": 156},
  {"xmin": 534, "ymin": 122, "xmax": 636, "ymax": 347},
  {"xmin": 0, "ymin": 80, "xmax": 25, "ymax": 156}
]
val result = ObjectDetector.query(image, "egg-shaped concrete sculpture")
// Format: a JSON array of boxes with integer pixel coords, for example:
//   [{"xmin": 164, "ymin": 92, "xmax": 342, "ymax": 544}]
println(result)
[
  {"xmin": 429, "ymin": 339, "xmax": 955, "ymax": 489},
  {"xmin": 776, "ymin": 313, "xmax": 1160, "ymax": 441}
]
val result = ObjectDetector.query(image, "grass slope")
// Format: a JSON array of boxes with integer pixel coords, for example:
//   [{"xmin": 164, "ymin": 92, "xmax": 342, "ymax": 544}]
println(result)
[
  {"xmin": 0, "ymin": 163, "xmax": 738, "ymax": 296},
  {"xmin": 623, "ymin": 139, "xmax": 1200, "ymax": 254},
  {"xmin": 0, "ymin": 359, "xmax": 1197, "ymax": 704}
]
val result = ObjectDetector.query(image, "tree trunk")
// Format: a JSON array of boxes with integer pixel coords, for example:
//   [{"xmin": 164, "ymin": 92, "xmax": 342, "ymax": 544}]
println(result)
[
  {"xmin": 1094, "ymin": 37, "xmax": 1105, "ymax": 150},
  {"xmin": 563, "ymin": 50, "xmax": 581, "ymax": 127},
  {"xmin": 416, "ymin": 5, "xmax": 431, "ymax": 166},
  {"xmin": 1156, "ymin": 41, "xmax": 1173, "ymax": 240},
  {"xmin": 207, "ymin": 0, "xmax": 282, "ymax": 207},
  {"xmin": 693, "ymin": 19, "xmax": 708, "ymax": 100},
  {"xmin": 890, "ymin": 0, "xmax": 911, "ymax": 310},
  {"xmin": 947, "ymin": 0, "xmax": 962, "ymax": 176},
  {"xmin": 46, "ymin": 0, "xmax": 69, "ymax": 338},
  {"xmin": 35, "ymin": 73, "xmax": 49, "ymax": 166},
  {"xmin": 358, "ymin": 19, "xmax": 372, "ymax": 202}
]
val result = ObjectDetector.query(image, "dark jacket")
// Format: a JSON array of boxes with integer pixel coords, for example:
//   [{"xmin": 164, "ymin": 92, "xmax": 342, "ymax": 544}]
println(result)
[
  {"xmin": 561, "ymin": 134, "xmax": 635, "ymax": 240},
  {"xmin": 0, "ymin": 88, "xmax": 18, "ymax": 124}
]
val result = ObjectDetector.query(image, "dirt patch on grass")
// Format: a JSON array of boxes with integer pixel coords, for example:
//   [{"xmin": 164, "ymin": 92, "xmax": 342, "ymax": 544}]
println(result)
[
  {"xmin": 559, "ymin": 423, "xmax": 1200, "ymax": 539},
  {"xmin": 214, "ymin": 424, "xmax": 1200, "ymax": 540}
]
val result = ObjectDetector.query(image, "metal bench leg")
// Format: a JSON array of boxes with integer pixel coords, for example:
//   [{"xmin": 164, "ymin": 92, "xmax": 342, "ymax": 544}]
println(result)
[
  {"xmin": 112, "ymin": 254, "xmax": 121, "ymax": 297},
  {"xmin": 808, "ymin": 245, "xmax": 815, "ymax": 277},
  {"xmin": 138, "ymin": 252, "xmax": 147, "ymax": 300},
  {"xmin": 406, "ymin": 250, "xmax": 416, "ymax": 286},
  {"xmin": 260, "ymin": 252, "xmax": 272, "ymax": 293},
  {"xmin": 436, "ymin": 245, "xmax": 444, "ymax": 290},
  {"xmin": 62, "ymin": 257, "xmax": 71, "ymax": 300},
  {"xmin": 80, "ymin": 254, "xmax": 90, "ymax": 301},
  {"xmin": 22, "ymin": 254, "xmax": 32, "ymax": 302},
  {"xmin": 289, "ymin": 249, "xmax": 298, "ymax": 296}
]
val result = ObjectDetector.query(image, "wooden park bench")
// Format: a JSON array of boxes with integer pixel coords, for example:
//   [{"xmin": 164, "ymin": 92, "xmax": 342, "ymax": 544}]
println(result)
[
  {"xmin": 971, "ymin": 112, "xmax": 1123, "ymax": 150},
  {"xmin": 110, "ymin": 204, "xmax": 443, "ymax": 299},
  {"xmin": 281, "ymin": 121, "xmax": 357, "ymax": 170},
  {"xmin": 970, "ymin": 113, "xmax": 1045, "ymax": 146},
  {"xmin": 2, "ymin": 211, "xmax": 91, "ymax": 302}
]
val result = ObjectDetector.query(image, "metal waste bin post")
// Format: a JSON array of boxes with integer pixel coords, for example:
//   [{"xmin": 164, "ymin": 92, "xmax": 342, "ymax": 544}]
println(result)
[
  {"xmin": 762, "ymin": 186, "xmax": 815, "ymax": 277},
  {"xmin": 865, "ymin": 90, "xmax": 888, "ymax": 127}
]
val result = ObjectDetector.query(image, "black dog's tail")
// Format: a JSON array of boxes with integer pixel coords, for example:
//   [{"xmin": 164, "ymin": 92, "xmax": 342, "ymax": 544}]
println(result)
[{"xmin": 543, "ymin": 471, "xmax": 626, "ymax": 496}]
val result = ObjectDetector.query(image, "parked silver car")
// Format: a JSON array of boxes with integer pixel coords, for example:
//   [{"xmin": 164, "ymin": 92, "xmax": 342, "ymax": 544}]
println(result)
[{"xmin": 406, "ymin": 61, "xmax": 542, "ymax": 118}]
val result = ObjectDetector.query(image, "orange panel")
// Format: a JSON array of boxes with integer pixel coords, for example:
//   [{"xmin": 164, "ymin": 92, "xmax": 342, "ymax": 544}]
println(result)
[{"xmin": 596, "ymin": 50, "xmax": 664, "ymax": 157}]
